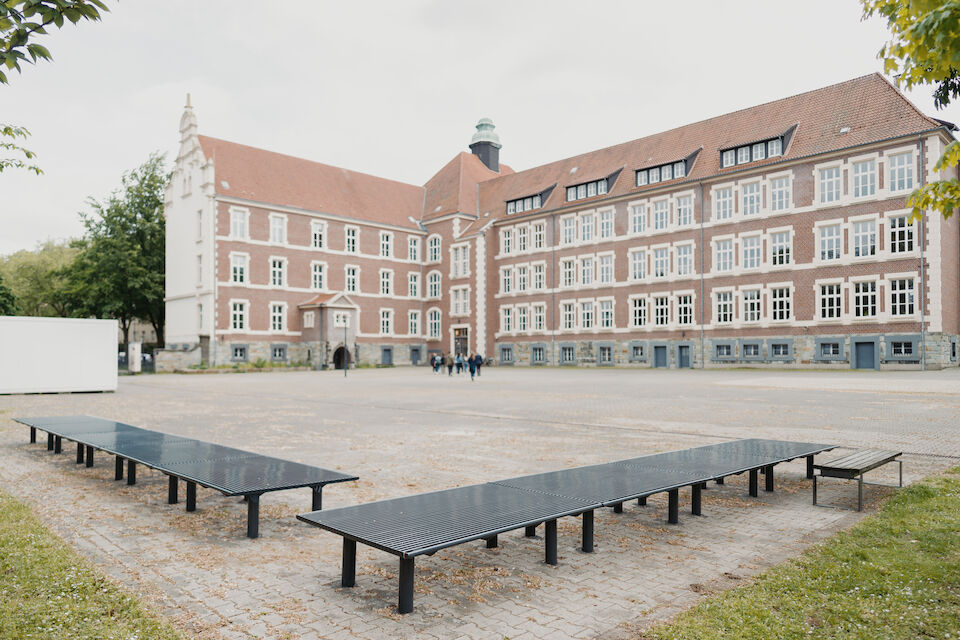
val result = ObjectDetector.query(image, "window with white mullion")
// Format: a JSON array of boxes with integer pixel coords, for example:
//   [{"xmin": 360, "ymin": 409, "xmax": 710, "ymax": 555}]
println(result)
[
  {"xmin": 715, "ymin": 291, "xmax": 734, "ymax": 324},
  {"xmin": 820, "ymin": 284, "xmax": 842, "ymax": 319},
  {"xmin": 653, "ymin": 248, "xmax": 669, "ymax": 278},
  {"xmin": 580, "ymin": 257, "xmax": 594, "ymax": 286},
  {"xmin": 770, "ymin": 176, "xmax": 790, "ymax": 211},
  {"xmin": 742, "ymin": 290, "xmax": 761, "ymax": 322},
  {"xmin": 853, "ymin": 220, "xmax": 877, "ymax": 257},
  {"xmin": 741, "ymin": 236, "xmax": 762, "ymax": 269},
  {"xmin": 676, "ymin": 244, "xmax": 693, "ymax": 276},
  {"xmin": 819, "ymin": 167, "xmax": 841, "ymax": 203},
  {"xmin": 676, "ymin": 196, "xmax": 693, "ymax": 226},
  {"xmin": 770, "ymin": 231, "xmax": 791, "ymax": 266},
  {"xmin": 311, "ymin": 263, "xmax": 324, "ymax": 290},
  {"xmin": 715, "ymin": 239, "xmax": 734, "ymax": 272},
  {"xmin": 311, "ymin": 221, "xmax": 325, "ymax": 248},
  {"xmin": 741, "ymin": 183, "xmax": 761, "ymax": 215},
  {"xmin": 715, "ymin": 188, "xmax": 733, "ymax": 220},
  {"xmin": 889, "ymin": 216, "xmax": 914, "ymax": 253},
  {"xmin": 819, "ymin": 225, "xmax": 841, "ymax": 261},
  {"xmin": 270, "ymin": 259, "xmax": 285, "ymax": 287},
  {"xmin": 230, "ymin": 254, "xmax": 247, "ymax": 283},
  {"xmin": 631, "ymin": 250, "xmax": 646, "ymax": 280},
  {"xmin": 888, "ymin": 152, "xmax": 914, "ymax": 192},
  {"xmin": 654, "ymin": 297, "xmax": 669, "ymax": 326},
  {"xmin": 631, "ymin": 298, "xmax": 647, "ymax": 327},
  {"xmin": 630, "ymin": 205, "xmax": 647, "ymax": 233},
  {"xmin": 853, "ymin": 281, "xmax": 877, "ymax": 318},
  {"xmin": 771, "ymin": 287, "xmax": 791, "ymax": 320},
  {"xmin": 853, "ymin": 160, "xmax": 876, "ymax": 197},
  {"xmin": 653, "ymin": 201, "xmax": 669, "ymax": 230},
  {"xmin": 890, "ymin": 278, "xmax": 915, "ymax": 316}
]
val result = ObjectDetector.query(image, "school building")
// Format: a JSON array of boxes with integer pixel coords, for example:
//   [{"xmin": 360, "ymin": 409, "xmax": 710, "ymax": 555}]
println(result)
[{"xmin": 160, "ymin": 73, "xmax": 960, "ymax": 371}]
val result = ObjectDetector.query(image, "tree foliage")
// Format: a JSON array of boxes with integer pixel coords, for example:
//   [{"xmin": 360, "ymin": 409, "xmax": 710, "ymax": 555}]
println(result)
[
  {"xmin": 67, "ymin": 153, "xmax": 168, "ymax": 345},
  {"xmin": 863, "ymin": 0, "xmax": 960, "ymax": 219},
  {"xmin": 0, "ymin": 123, "xmax": 41, "ymax": 174},
  {"xmin": 0, "ymin": 240, "xmax": 78, "ymax": 316},
  {"xmin": 0, "ymin": 273, "xmax": 19, "ymax": 315}
]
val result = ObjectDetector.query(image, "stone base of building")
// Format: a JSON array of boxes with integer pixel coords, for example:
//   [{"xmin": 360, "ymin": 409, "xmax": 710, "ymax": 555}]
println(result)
[
  {"xmin": 155, "ymin": 344, "xmax": 202, "ymax": 372},
  {"xmin": 201, "ymin": 340, "xmax": 430, "ymax": 369},
  {"xmin": 494, "ymin": 333, "xmax": 960, "ymax": 370}
]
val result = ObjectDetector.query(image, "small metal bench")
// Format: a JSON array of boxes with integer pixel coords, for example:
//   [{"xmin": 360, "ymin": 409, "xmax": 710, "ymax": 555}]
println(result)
[{"xmin": 813, "ymin": 449, "xmax": 902, "ymax": 511}]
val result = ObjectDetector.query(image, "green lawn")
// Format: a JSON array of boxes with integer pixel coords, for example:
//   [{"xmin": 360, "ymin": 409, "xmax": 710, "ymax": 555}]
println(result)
[
  {"xmin": 0, "ymin": 488, "xmax": 183, "ymax": 640},
  {"xmin": 645, "ymin": 466, "xmax": 960, "ymax": 640}
]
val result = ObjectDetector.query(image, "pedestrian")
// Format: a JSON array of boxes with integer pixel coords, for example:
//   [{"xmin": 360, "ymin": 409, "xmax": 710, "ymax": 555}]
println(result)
[
  {"xmin": 431, "ymin": 353, "xmax": 439, "ymax": 373},
  {"xmin": 468, "ymin": 352, "xmax": 477, "ymax": 381},
  {"xmin": 445, "ymin": 352, "xmax": 454, "ymax": 376},
  {"xmin": 474, "ymin": 353, "xmax": 483, "ymax": 377},
  {"xmin": 455, "ymin": 353, "xmax": 463, "ymax": 375}
]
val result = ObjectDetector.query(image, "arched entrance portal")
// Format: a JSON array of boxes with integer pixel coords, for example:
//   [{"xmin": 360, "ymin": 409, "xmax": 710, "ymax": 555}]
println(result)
[{"xmin": 333, "ymin": 346, "xmax": 350, "ymax": 370}]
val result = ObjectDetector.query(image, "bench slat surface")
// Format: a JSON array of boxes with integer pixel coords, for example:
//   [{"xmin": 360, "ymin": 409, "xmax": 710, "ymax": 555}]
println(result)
[{"xmin": 816, "ymin": 449, "xmax": 901, "ymax": 474}]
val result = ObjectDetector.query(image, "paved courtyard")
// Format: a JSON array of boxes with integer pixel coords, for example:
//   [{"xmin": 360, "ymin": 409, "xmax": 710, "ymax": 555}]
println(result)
[{"xmin": 1, "ymin": 367, "xmax": 959, "ymax": 639}]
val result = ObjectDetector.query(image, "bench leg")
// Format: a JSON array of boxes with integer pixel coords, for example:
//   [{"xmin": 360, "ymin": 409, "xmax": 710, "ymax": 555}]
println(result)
[
  {"xmin": 342, "ymin": 538, "xmax": 356, "ymax": 587},
  {"xmin": 716, "ymin": 476, "xmax": 724, "ymax": 485},
  {"xmin": 613, "ymin": 502, "xmax": 623, "ymax": 514},
  {"xmin": 764, "ymin": 465, "xmax": 774, "ymax": 492},
  {"xmin": 806, "ymin": 455, "xmax": 814, "ymax": 479},
  {"xmin": 691, "ymin": 484, "xmax": 702, "ymax": 516},
  {"xmin": 485, "ymin": 535, "xmax": 498, "ymax": 549},
  {"xmin": 115, "ymin": 456, "xmax": 124, "ymax": 481},
  {"xmin": 749, "ymin": 469, "xmax": 758, "ymax": 497},
  {"xmin": 246, "ymin": 494, "xmax": 260, "ymax": 538},
  {"xmin": 668, "ymin": 489, "xmax": 679, "ymax": 524},
  {"xmin": 168, "ymin": 476, "xmax": 178, "ymax": 504},
  {"xmin": 85, "ymin": 446, "xmax": 94, "ymax": 468},
  {"xmin": 898, "ymin": 460, "xmax": 903, "ymax": 487},
  {"xmin": 186, "ymin": 481, "xmax": 196, "ymax": 512},
  {"xmin": 857, "ymin": 475, "xmax": 863, "ymax": 512},
  {"xmin": 54, "ymin": 436, "xmax": 62, "ymax": 454},
  {"xmin": 638, "ymin": 496, "xmax": 647, "ymax": 506},
  {"xmin": 545, "ymin": 519, "xmax": 558, "ymax": 565},
  {"xmin": 525, "ymin": 525, "xmax": 537, "ymax": 537},
  {"xmin": 398, "ymin": 557, "xmax": 415, "ymax": 614},
  {"xmin": 47, "ymin": 433, "xmax": 53, "ymax": 451},
  {"xmin": 311, "ymin": 485, "xmax": 323, "ymax": 511},
  {"xmin": 30, "ymin": 426, "xmax": 36, "ymax": 444},
  {"xmin": 812, "ymin": 475, "xmax": 817, "ymax": 505},
  {"xmin": 582, "ymin": 509, "xmax": 594, "ymax": 553},
  {"xmin": 76, "ymin": 442, "xmax": 85, "ymax": 464},
  {"xmin": 127, "ymin": 460, "xmax": 137, "ymax": 485}
]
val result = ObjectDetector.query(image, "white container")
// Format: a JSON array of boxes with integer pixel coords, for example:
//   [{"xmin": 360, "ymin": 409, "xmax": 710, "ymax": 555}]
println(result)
[
  {"xmin": 127, "ymin": 341, "xmax": 142, "ymax": 374},
  {"xmin": 0, "ymin": 316, "xmax": 119, "ymax": 394}
]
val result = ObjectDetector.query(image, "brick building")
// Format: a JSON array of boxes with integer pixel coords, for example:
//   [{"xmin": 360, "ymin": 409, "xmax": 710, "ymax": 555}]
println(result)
[{"xmin": 161, "ymin": 74, "xmax": 959, "ymax": 371}]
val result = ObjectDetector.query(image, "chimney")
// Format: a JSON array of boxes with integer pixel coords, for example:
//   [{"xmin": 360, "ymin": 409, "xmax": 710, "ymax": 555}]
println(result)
[{"xmin": 469, "ymin": 118, "xmax": 501, "ymax": 172}]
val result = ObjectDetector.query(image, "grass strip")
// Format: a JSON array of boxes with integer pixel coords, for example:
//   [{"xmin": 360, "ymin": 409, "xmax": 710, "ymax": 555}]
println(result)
[
  {"xmin": 644, "ymin": 466, "xmax": 960, "ymax": 639},
  {"xmin": 0, "ymin": 488, "xmax": 183, "ymax": 639}
]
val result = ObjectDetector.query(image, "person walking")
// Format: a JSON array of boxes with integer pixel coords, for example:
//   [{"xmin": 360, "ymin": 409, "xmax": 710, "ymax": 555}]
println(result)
[
  {"xmin": 473, "ymin": 352, "xmax": 483, "ymax": 377},
  {"xmin": 445, "ymin": 352, "xmax": 454, "ymax": 376},
  {"xmin": 467, "ymin": 352, "xmax": 477, "ymax": 381},
  {"xmin": 455, "ymin": 353, "xmax": 463, "ymax": 375},
  {"xmin": 432, "ymin": 353, "xmax": 440, "ymax": 373}
]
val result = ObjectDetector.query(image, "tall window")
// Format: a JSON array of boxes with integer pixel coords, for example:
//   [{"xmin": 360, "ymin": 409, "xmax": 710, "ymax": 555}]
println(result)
[
  {"xmin": 676, "ymin": 244, "xmax": 693, "ymax": 276},
  {"xmin": 517, "ymin": 226, "xmax": 529, "ymax": 251},
  {"xmin": 677, "ymin": 295, "xmax": 693, "ymax": 325},
  {"xmin": 231, "ymin": 301, "xmax": 247, "ymax": 330},
  {"xmin": 428, "ymin": 236, "xmax": 441, "ymax": 262},
  {"xmin": 562, "ymin": 303, "xmax": 575, "ymax": 329},
  {"xmin": 580, "ymin": 214, "xmax": 594, "ymax": 242},
  {"xmin": 820, "ymin": 284, "xmax": 842, "ymax": 319},
  {"xmin": 516, "ymin": 265, "xmax": 528, "ymax": 292},
  {"xmin": 819, "ymin": 167, "xmax": 841, "ymax": 203},
  {"xmin": 270, "ymin": 303, "xmax": 285, "ymax": 331},
  {"xmin": 380, "ymin": 232, "xmax": 392, "ymax": 258},
  {"xmin": 230, "ymin": 209, "xmax": 248, "ymax": 239},
  {"xmin": 631, "ymin": 250, "xmax": 646, "ymax": 280},
  {"xmin": 580, "ymin": 257, "xmax": 594, "ymax": 286},
  {"xmin": 345, "ymin": 266, "xmax": 358, "ymax": 292},
  {"xmin": 854, "ymin": 281, "xmax": 877, "ymax": 317},
  {"xmin": 345, "ymin": 227, "xmax": 358, "ymax": 253},
  {"xmin": 599, "ymin": 255, "xmax": 614, "ymax": 284},
  {"xmin": 501, "ymin": 267, "xmax": 513, "ymax": 293},
  {"xmin": 819, "ymin": 225, "xmax": 841, "ymax": 260},
  {"xmin": 770, "ymin": 176, "xmax": 790, "ymax": 211},
  {"xmin": 562, "ymin": 217, "xmax": 576, "ymax": 244},
  {"xmin": 428, "ymin": 309, "xmax": 441, "ymax": 338},
  {"xmin": 771, "ymin": 287, "xmax": 791, "ymax": 320},
  {"xmin": 599, "ymin": 300, "xmax": 614, "ymax": 328},
  {"xmin": 599, "ymin": 210, "xmax": 614, "ymax": 239},
  {"xmin": 533, "ymin": 263, "xmax": 545, "ymax": 290},
  {"xmin": 716, "ymin": 239, "xmax": 733, "ymax": 272},
  {"xmin": 408, "ymin": 272, "xmax": 419, "ymax": 298},
  {"xmin": 269, "ymin": 215, "xmax": 286, "ymax": 243},
  {"xmin": 312, "ymin": 221, "xmax": 325, "ymax": 248},
  {"xmin": 501, "ymin": 307, "xmax": 513, "ymax": 332},
  {"xmin": 653, "ymin": 248, "xmax": 669, "ymax": 278},
  {"xmin": 653, "ymin": 201, "xmax": 669, "ymax": 230},
  {"xmin": 380, "ymin": 309, "xmax": 392, "ymax": 335},
  {"xmin": 380, "ymin": 270, "xmax": 392, "ymax": 295},
  {"xmin": 742, "ymin": 236, "xmax": 762, "ymax": 269},
  {"xmin": 890, "ymin": 278, "xmax": 915, "ymax": 315},
  {"xmin": 408, "ymin": 236, "xmax": 420, "ymax": 262},
  {"xmin": 888, "ymin": 152, "xmax": 914, "ymax": 191},
  {"xmin": 533, "ymin": 223, "xmax": 545, "ymax": 249},
  {"xmin": 889, "ymin": 216, "xmax": 914, "ymax": 253},
  {"xmin": 311, "ymin": 263, "xmax": 324, "ymax": 290},
  {"xmin": 771, "ymin": 231, "xmax": 791, "ymax": 265},
  {"xmin": 741, "ymin": 182, "xmax": 761, "ymax": 215},
  {"xmin": 676, "ymin": 196, "xmax": 693, "ymax": 226},
  {"xmin": 853, "ymin": 220, "xmax": 877, "ymax": 257},
  {"xmin": 517, "ymin": 306, "xmax": 528, "ymax": 331},
  {"xmin": 270, "ymin": 259, "xmax": 285, "ymax": 286},
  {"xmin": 580, "ymin": 301, "xmax": 594, "ymax": 329},
  {"xmin": 742, "ymin": 290, "xmax": 761, "ymax": 322},
  {"xmin": 631, "ymin": 205, "xmax": 647, "ymax": 233},
  {"xmin": 230, "ymin": 254, "xmax": 247, "ymax": 283},
  {"xmin": 533, "ymin": 304, "xmax": 545, "ymax": 331},
  {"xmin": 561, "ymin": 259, "xmax": 576, "ymax": 287},
  {"xmin": 408, "ymin": 310, "xmax": 420, "ymax": 335},
  {"xmin": 715, "ymin": 188, "xmax": 733, "ymax": 220},
  {"xmin": 428, "ymin": 272, "xmax": 441, "ymax": 298},
  {"xmin": 654, "ymin": 296, "xmax": 669, "ymax": 326},
  {"xmin": 502, "ymin": 229, "xmax": 514, "ymax": 254},
  {"xmin": 716, "ymin": 291, "xmax": 733, "ymax": 323},
  {"xmin": 853, "ymin": 159, "xmax": 876, "ymax": 197},
  {"xmin": 632, "ymin": 298, "xmax": 647, "ymax": 327}
]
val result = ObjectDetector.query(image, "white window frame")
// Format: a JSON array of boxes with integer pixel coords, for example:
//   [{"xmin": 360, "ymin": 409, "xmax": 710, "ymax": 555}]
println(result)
[
  {"xmin": 268, "ymin": 213, "xmax": 287, "ymax": 244},
  {"xmin": 269, "ymin": 301, "xmax": 287, "ymax": 332},
  {"xmin": 229, "ymin": 252, "xmax": 249, "ymax": 284},
  {"xmin": 345, "ymin": 226, "xmax": 359, "ymax": 254},
  {"xmin": 311, "ymin": 220, "xmax": 326, "ymax": 249},
  {"xmin": 380, "ymin": 231, "xmax": 393, "ymax": 258},
  {"xmin": 229, "ymin": 207, "xmax": 249, "ymax": 240},
  {"xmin": 310, "ymin": 261, "xmax": 326, "ymax": 290}
]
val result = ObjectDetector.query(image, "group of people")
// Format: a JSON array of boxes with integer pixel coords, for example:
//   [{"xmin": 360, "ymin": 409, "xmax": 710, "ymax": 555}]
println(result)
[{"xmin": 432, "ymin": 352, "xmax": 484, "ymax": 380}]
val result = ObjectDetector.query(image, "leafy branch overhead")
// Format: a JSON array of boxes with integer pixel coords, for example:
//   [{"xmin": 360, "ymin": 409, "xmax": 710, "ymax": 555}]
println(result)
[
  {"xmin": 0, "ymin": 0, "xmax": 107, "ymax": 84},
  {"xmin": 0, "ymin": 122, "xmax": 41, "ymax": 174}
]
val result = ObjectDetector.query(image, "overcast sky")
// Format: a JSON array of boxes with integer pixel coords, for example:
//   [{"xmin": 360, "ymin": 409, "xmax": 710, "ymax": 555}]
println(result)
[{"xmin": 2, "ymin": 0, "xmax": 958, "ymax": 255}]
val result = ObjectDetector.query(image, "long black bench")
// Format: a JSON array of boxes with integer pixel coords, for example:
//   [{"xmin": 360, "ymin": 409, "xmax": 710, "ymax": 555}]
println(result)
[
  {"xmin": 16, "ymin": 415, "xmax": 358, "ymax": 538},
  {"xmin": 297, "ymin": 438, "xmax": 833, "ymax": 613}
]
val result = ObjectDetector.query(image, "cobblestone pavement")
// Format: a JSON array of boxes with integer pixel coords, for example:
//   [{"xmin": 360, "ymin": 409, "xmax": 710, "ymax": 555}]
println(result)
[{"xmin": 1, "ymin": 367, "xmax": 958, "ymax": 639}]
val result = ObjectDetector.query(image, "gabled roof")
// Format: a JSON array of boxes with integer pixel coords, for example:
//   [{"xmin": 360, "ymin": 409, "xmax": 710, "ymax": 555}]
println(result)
[
  {"xmin": 421, "ymin": 152, "xmax": 508, "ymax": 221},
  {"xmin": 478, "ymin": 73, "xmax": 942, "ymax": 219},
  {"xmin": 197, "ymin": 136, "xmax": 424, "ymax": 229},
  {"xmin": 298, "ymin": 292, "xmax": 359, "ymax": 309}
]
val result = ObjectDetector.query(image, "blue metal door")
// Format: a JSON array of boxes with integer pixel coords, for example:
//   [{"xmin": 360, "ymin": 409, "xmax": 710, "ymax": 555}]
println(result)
[
  {"xmin": 855, "ymin": 342, "xmax": 874, "ymax": 369},
  {"xmin": 678, "ymin": 346, "xmax": 690, "ymax": 368},
  {"xmin": 654, "ymin": 346, "xmax": 667, "ymax": 368}
]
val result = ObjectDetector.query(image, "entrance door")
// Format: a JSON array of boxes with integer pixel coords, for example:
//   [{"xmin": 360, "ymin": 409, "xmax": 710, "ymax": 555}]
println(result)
[
  {"xmin": 333, "ymin": 346, "xmax": 350, "ymax": 369},
  {"xmin": 654, "ymin": 345, "xmax": 668, "ymax": 368},
  {"xmin": 855, "ymin": 342, "xmax": 875, "ymax": 369},
  {"xmin": 678, "ymin": 345, "xmax": 691, "ymax": 368},
  {"xmin": 454, "ymin": 328, "xmax": 469, "ymax": 357},
  {"xmin": 410, "ymin": 346, "xmax": 421, "ymax": 366}
]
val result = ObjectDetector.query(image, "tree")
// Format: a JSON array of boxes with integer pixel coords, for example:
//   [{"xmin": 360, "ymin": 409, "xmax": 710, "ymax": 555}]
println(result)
[
  {"xmin": 0, "ymin": 273, "xmax": 19, "ymax": 315},
  {"xmin": 863, "ymin": 0, "xmax": 960, "ymax": 219},
  {"xmin": 0, "ymin": 240, "xmax": 78, "ymax": 316},
  {"xmin": 68, "ymin": 153, "xmax": 168, "ymax": 346},
  {"xmin": 1, "ymin": 123, "xmax": 41, "ymax": 174}
]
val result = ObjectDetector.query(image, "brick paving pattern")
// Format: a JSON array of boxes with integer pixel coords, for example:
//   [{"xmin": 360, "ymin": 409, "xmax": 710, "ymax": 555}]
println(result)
[{"xmin": 1, "ymin": 367, "xmax": 958, "ymax": 639}]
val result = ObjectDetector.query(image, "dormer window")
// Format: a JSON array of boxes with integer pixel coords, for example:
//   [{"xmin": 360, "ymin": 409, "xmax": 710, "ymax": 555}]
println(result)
[
  {"xmin": 566, "ymin": 178, "xmax": 608, "ymax": 202},
  {"xmin": 635, "ymin": 160, "xmax": 687, "ymax": 188},
  {"xmin": 649, "ymin": 167, "xmax": 660, "ymax": 183},
  {"xmin": 768, "ymin": 138, "xmax": 782, "ymax": 157},
  {"xmin": 722, "ymin": 150, "xmax": 736, "ymax": 167},
  {"xmin": 737, "ymin": 147, "xmax": 751, "ymax": 164},
  {"xmin": 506, "ymin": 193, "xmax": 542, "ymax": 214},
  {"xmin": 752, "ymin": 143, "xmax": 765, "ymax": 161},
  {"xmin": 721, "ymin": 135, "xmax": 786, "ymax": 168}
]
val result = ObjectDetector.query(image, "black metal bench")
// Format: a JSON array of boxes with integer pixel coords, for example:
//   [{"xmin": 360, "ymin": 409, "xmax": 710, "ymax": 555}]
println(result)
[
  {"xmin": 298, "ymin": 438, "xmax": 834, "ymax": 613},
  {"xmin": 813, "ymin": 449, "xmax": 903, "ymax": 511},
  {"xmin": 16, "ymin": 415, "xmax": 358, "ymax": 537}
]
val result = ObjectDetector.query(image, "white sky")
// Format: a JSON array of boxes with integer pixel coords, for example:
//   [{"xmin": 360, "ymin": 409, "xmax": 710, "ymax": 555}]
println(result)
[{"xmin": 2, "ymin": 0, "xmax": 958, "ymax": 255}]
